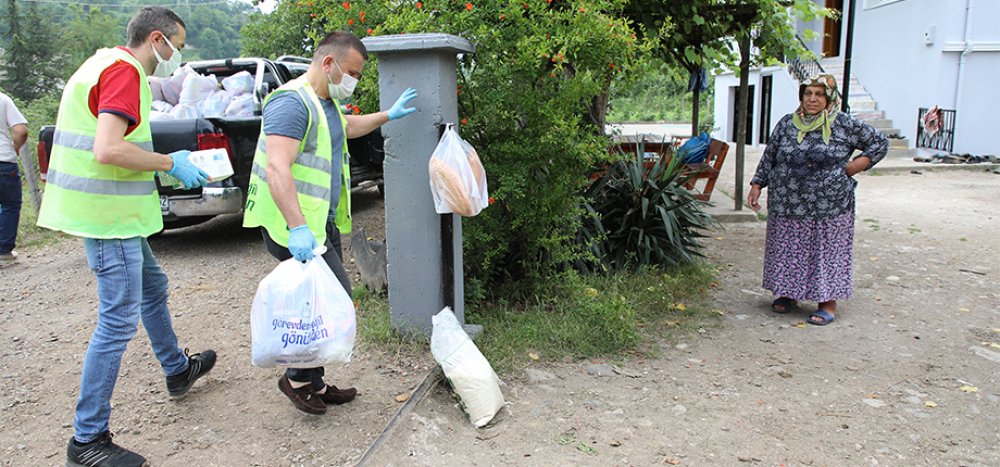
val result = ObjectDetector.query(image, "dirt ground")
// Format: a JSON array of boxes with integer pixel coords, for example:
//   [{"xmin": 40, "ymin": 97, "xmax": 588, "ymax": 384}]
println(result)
[{"xmin": 2, "ymin": 169, "xmax": 998, "ymax": 466}]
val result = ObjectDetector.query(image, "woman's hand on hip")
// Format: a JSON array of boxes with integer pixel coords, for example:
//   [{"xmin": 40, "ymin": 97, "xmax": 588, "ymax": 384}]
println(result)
[
  {"xmin": 747, "ymin": 185, "xmax": 762, "ymax": 211},
  {"xmin": 846, "ymin": 156, "xmax": 871, "ymax": 177}
]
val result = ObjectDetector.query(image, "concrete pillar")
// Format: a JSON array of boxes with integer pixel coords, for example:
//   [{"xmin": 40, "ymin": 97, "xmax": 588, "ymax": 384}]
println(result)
[{"xmin": 362, "ymin": 34, "xmax": 475, "ymax": 338}]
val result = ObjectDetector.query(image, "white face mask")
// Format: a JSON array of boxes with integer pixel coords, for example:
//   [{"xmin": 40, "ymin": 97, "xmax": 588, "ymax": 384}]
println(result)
[
  {"xmin": 326, "ymin": 58, "xmax": 358, "ymax": 100},
  {"xmin": 151, "ymin": 34, "xmax": 182, "ymax": 78}
]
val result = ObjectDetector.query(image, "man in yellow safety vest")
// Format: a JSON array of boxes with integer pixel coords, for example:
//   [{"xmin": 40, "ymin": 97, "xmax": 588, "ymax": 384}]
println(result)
[
  {"xmin": 37, "ymin": 7, "xmax": 216, "ymax": 466},
  {"xmin": 243, "ymin": 30, "xmax": 417, "ymax": 415}
]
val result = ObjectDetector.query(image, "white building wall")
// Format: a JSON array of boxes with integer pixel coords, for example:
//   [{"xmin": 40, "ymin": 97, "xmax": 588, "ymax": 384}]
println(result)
[
  {"xmin": 712, "ymin": 67, "xmax": 799, "ymax": 146},
  {"xmin": 851, "ymin": 0, "xmax": 999, "ymax": 154}
]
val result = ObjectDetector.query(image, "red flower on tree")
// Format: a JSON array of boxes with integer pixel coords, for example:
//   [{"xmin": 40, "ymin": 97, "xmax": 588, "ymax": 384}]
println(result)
[
  {"xmin": 348, "ymin": 18, "xmax": 355, "ymax": 25},
  {"xmin": 466, "ymin": 2, "xmax": 473, "ymax": 11},
  {"xmin": 461, "ymin": 118, "xmax": 468, "ymax": 125},
  {"xmin": 367, "ymin": 28, "xmax": 373, "ymax": 35},
  {"xmin": 341, "ymin": 2, "xmax": 350, "ymax": 9},
  {"xmin": 416, "ymin": 1, "xmax": 423, "ymax": 9}
]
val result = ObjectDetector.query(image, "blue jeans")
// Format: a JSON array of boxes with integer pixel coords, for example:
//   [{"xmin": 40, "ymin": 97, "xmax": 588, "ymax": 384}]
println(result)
[
  {"xmin": 261, "ymin": 218, "xmax": 352, "ymax": 390},
  {"xmin": 73, "ymin": 237, "xmax": 189, "ymax": 443},
  {"xmin": 0, "ymin": 162, "xmax": 21, "ymax": 254}
]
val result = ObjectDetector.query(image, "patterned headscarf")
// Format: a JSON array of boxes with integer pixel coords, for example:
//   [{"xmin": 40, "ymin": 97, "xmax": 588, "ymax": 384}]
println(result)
[{"xmin": 793, "ymin": 73, "xmax": 841, "ymax": 144}]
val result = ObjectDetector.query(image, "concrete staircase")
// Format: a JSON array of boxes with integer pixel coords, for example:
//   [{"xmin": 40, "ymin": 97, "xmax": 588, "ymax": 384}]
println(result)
[{"xmin": 821, "ymin": 59, "xmax": 913, "ymax": 157}]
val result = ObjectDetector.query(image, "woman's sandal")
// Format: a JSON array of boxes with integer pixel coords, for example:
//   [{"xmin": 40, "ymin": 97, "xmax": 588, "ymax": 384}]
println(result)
[
  {"xmin": 808, "ymin": 309, "xmax": 836, "ymax": 326},
  {"xmin": 771, "ymin": 297, "xmax": 798, "ymax": 313}
]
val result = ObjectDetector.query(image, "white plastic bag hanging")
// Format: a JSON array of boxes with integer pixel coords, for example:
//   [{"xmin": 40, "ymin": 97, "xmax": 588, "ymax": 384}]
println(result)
[
  {"xmin": 428, "ymin": 124, "xmax": 488, "ymax": 216},
  {"xmin": 431, "ymin": 307, "xmax": 505, "ymax": 427},
  {"xmin": 251, "ymin": 247, "xmax": 357, "ymax": 368}
]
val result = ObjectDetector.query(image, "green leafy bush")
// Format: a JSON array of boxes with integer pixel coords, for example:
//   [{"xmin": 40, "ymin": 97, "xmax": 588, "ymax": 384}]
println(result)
[
  {"xmin": 244, "ymin": 0, "xmax": 655, "ymax": 296},
  {"xmin": 581, "ymin": 141, "xmax": 716, "ymax": 271}
]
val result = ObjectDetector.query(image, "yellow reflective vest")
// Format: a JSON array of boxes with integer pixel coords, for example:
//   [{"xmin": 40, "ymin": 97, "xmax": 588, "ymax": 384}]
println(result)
[
  {"xmin": 242, "ymin": 76, "xmax": 352, "ymax": 247},
  {"xmin": 37, "ymin": 48, "xmax": 161, "ymax": 238}
]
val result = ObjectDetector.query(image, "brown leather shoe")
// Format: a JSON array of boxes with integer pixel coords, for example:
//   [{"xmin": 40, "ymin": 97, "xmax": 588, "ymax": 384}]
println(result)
[
  {"xmin": 317, "ymin": 385, "xmax": 357, "ymax": 405},
  {"xmin": 278, "ymin": 375, "xmax": 327, "ymax": 415}
]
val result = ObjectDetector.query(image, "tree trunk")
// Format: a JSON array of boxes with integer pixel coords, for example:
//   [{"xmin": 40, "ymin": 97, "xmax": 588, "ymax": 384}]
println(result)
[
  {"xmin": 691, "ymin": 85, "xmax": 700, "ymax": 138},
  {"xmin": 734, "ymin": 31, "xmax": 751, "ymax": 211}
]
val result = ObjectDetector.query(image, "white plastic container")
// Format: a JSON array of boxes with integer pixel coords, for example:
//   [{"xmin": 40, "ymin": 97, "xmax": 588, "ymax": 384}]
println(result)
[
  {"xmin": 188, "ymin": 148, "xmax": 234, "ymax": 182},
  {"xmin": 158, "ymin": 148, "xmax": 234, "ymax": 189}
]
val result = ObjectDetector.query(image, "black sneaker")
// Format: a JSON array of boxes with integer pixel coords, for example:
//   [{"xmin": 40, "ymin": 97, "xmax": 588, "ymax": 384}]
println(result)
[
  {"xmin": 66, "ymin": 431, "xmax": 147, "ymax": 467},
  {"xmin": 166, "ymin": 348, "xmax": 216, "ymax": 397}
]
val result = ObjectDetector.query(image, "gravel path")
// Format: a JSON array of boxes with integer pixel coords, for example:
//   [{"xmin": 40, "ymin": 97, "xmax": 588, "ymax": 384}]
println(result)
[{"xmin": 1, "ymin": 171, "xmax": 998, "ymax": 466}]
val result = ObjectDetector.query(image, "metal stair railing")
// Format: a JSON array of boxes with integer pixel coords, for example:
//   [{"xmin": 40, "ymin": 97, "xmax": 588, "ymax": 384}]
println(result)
[{"xmin": 787, "ymin": 35, "xmax": 825, "ymax": 82}]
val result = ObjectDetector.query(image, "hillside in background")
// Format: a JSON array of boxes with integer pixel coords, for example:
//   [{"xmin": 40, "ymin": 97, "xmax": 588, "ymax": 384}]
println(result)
[{"xmin": 0, "ymin": 0, "xmax": 252, "ymax": 62}]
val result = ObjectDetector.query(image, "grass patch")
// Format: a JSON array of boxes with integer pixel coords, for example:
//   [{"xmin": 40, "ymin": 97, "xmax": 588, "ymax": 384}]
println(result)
[
  {"xmin": 352, "ymin": 286, "xmax": 426, "ymax": 358},
  {"xmin": 467, "ymin": 264, "xmax": 719, "ymax": 373},
  {"xmin": 16, "ymin": 181, "xmax": 66, "ymax": 250},
  {"xmin": 863, "ymin": 218, "xmax": 881, "ymax": 232},
  {"xmin": 349, "ymin": 264, "xmax": 719, "ymax": 375}
]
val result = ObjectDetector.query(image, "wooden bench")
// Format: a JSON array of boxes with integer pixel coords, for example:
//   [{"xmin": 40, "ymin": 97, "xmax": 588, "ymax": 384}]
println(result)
[
  {"xmin": 609, "ymin": 136, "xmax": 729, "ymax": 202},
  {"xmin": 680, "ymin": 138, "xmax": 729, "ymax": 202}
]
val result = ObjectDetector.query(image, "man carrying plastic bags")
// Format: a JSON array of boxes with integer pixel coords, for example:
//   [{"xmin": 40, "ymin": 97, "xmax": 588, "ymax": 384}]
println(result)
[{"xmin": 243, "ymin": 30, "xmax": 418, "ymax": 415}]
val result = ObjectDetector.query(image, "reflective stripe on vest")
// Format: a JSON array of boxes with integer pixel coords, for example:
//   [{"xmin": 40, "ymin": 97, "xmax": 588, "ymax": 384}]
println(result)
[
  {"xmin": 249, "ymin": 162, "xmax": 331, "ymax": 201},
  {"xmin": 241, "ymin": 76, "xmax": 351, "ymax": 247},
  {"xmin": 36, "ymin": 47, "xmax": 161, "ymax": 239},
  {"xmin": 46, "ymin": 169, "xmax": 157, "ymax": 196}
]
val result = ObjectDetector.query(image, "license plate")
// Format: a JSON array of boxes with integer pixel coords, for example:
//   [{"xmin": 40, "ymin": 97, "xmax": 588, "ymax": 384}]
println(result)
[{"xmin": 160, "ymin": 196, "xmax": 169, "ymax": 212}]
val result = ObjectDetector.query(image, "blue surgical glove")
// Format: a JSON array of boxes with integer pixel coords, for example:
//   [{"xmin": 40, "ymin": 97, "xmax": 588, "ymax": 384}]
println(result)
[
  {"xmin": 287, "ymin": 225, "xmax": 316, "ymax": 262},
  {"xmin": 386, "ymin": 87, "xmax": 418, "ymax": 120},
  {"xmin": 166, "ymin": 150, "xmax": 209, "ymax": 189}
]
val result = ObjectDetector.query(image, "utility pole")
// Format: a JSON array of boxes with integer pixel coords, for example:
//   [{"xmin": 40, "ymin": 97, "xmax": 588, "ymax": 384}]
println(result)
[{"xmin": 841, "ymin": 0, "xmax": 856, "ymax": 113}]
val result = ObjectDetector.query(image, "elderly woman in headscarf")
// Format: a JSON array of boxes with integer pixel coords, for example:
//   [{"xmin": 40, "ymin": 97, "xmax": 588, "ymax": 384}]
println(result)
[{"xmin": 747, "ymin": 74, "xmax": 888, "ymax": 325}]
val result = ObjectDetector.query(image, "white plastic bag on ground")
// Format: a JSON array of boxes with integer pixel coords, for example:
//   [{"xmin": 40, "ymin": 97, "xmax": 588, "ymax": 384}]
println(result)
[
  {"xmin": 222, "ymin": 71, "xmax": 254, "ymax": 96},
  {"xmin": 199, "ymin": 90, "xmax": 230, "ymax": 117},
  {"xmin": 251, "ymin": 247, "xmax": 357, "ymax": 368},
  {"xmin": 160, "ymin": 65, "xmax": 195, "ymax": 105},
  {"xmin": 431, "ymin": 307, "xmax": 504, "ymax": 427},
  {"xmin": 225, "ymin": 94, "xmax": 255, "ymax": 117},
  {"xmin": 180, "ymin": 73, "xmax": 219, "ymax": 105},
  {"xmin": 428, "ymin": 124, "xmax": 488, "ymax": 216}
]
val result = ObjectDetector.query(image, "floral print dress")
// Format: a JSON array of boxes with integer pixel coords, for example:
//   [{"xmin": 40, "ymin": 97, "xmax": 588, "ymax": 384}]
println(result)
[{"xmin": 752, "ymin": 112, "xmax": 888, "ymax": 302}]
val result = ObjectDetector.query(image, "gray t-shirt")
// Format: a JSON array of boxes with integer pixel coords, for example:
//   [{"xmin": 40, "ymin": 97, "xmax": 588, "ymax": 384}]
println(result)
[
  {"xmin": 0, "ymin": 92, "xmax": 28, "ymax": 163},
  {"xmin": 262, "ymin": 92, "xmax": 345, "ymax": 217}
]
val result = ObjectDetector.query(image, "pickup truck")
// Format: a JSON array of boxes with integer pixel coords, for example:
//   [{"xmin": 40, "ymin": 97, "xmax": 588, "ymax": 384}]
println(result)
[{"xmin": 37, "ymin": 57, "xmax": 385, "ymax": 230}]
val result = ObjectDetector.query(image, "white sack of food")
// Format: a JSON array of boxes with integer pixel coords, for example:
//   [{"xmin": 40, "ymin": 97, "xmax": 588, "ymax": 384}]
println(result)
[
  {"xmin": 170, "ymin": 103, "xmax": 200, "ymax": 119},
  {"xmin": 222, "ymin": 71, "xmax": 254, "ymax": 96},
  {"xmin": 160, "ymin": 65, "xmax": 194, "ymax": 105},
  {"xmin": 430, "ymin": 307, "xmax": 505, "ymax": 427},
  {"xmin": 151, "ymin": 100, "xmax": 174, "ymax": 113},
  {"xmin": 200, "ymin": 90, "xmax": 230, "ymax": 117},
  {"xmin": 180, "ymin": 73, "xmax": 219, "ymax": 105},
  {"xmin": 150, "ymin": 110, "xmax": 173, "ymax": 121},
  {"xmin": 225, "ymin": 94, "xmax": 255, "ymax": 117},
  {"xmin": 148, "ymin": 77, "xmax": 166, "ymax": 102}
]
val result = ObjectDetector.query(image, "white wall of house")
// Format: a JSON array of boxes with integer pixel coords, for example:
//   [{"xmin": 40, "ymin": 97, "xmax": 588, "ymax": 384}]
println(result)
[
  {"xmin": 849, "ymin": 0, "xmax": 999, "ymax": 154},
  {"xmin": 714, "ymin": 0, "xmax": 999, "ymax": 154},
  {"xmin": 712, "ymin": 67, "xmax": 799, "ymax": 146}
]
